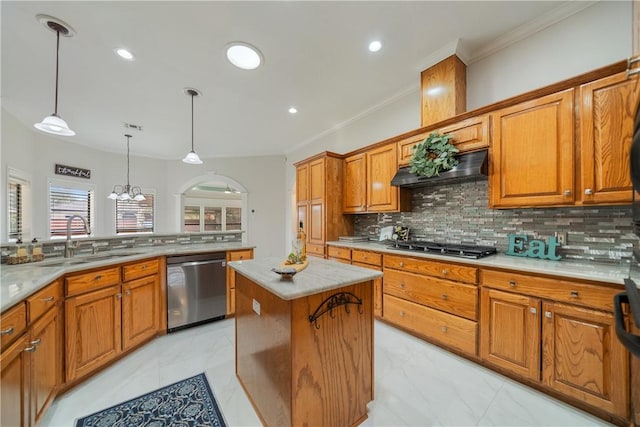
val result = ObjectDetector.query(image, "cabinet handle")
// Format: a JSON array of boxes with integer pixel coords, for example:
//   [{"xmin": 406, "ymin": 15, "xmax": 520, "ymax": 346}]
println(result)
[
  {"xmin": 584, "ymin": 188, "xmax": 593, "ymax": 195},
  {"xmin": 1, "ymin": 327, "xmax": 14, "ymax": 336},
  {"xmin": 441, "ymin": 269, "xmax": 448, "ymax": 276},
  {"xmin": 30, "ymin": 338, "xmax": 41, "ymax": 346},
  {"xmin": 529, "ymin": 307, "xmax": 537, "ymax": 314},
  {"xmin": 570, "ymin": 290, "xmax": 579, "ymax": 298},
  {"xmin": 509, "ymin": 280, "xmax": 517, "ymax": 288},
  {"xmin": 126, "ymin": 290, "xmax": 131, "ymax": 296},
  {"xmin": 399, "ymin": 311, "xmax": 405, "ymax": 317},
  {"xmin": 441, "ymin": 326, "xmax": 448, "ymax": 333},
  {"xmin": 441, "ymin": 294, "xmax": 448, "ymax": 300},
  {"xmin": 399, "ymin": 283, "xmax": 405, "ymax": 289},
  {"xmin": 545, "ymin": 311, "xmax": 552, "ymax": 318},
  {"xmin": 41, "ymin": 296, "xmax": 55, "ymax": 303},
  {"xmin": 24, "ymin": 345, "xmax": 36, "ymax": 353},
  {"xmin": 94, "ymin": 275, "xmax": 102, "ymax": 281},
  {"xmin": 116, "ymin": 293, "xmax": 122, "ymax": 299},
  {"xmin": 563, "ymin": 190, "xmax": 571, "ymax": 196},
  {"xmin": 399, "ymin": 262, "xmax": 404, "ymax": 267},
  {"xmin": 142, "ymin": 264, "xmax": 147, "ymax": 270}
]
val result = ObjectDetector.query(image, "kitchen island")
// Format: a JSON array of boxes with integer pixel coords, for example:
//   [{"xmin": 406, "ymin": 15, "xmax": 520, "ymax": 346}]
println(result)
[{"xmin": 229, "ymin": 257, "xmax": 383, "ymax": 427}]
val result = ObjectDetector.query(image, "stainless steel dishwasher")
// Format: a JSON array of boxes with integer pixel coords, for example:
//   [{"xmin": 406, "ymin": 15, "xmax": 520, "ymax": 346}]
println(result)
[{"xmin": 166, "ymin": 252, "xmax": 227, "ymax": 332}]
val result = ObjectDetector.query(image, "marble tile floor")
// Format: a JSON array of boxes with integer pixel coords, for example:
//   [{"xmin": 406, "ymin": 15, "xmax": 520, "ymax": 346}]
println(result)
[{"xmin": 41, "ymin": 319, "xmax": 612, "ymax": 427}]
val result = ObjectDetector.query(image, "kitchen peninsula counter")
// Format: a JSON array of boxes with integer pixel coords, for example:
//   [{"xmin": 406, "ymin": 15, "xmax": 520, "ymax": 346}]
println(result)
[{"xmin": 229, "ymin": 257, "xmax": 382, "ymax": 427}]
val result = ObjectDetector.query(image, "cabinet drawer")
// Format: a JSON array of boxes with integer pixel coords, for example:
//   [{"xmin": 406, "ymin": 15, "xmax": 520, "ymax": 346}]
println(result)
[
  {"xmin": 351, "ymin": 249, "xmax": 382, "ymax": 266},
  {"xmin": 27, "ymin": 279, "xmax": 62, "ymax": 322},
  {"xmin": 384, "ymin": 269, "xmax": 478, "ymax": 320},
  {"xmin": 123, "ymin": 258, "xmax": 159, "ymax": 282},
  {"xmin": 480, "ymin": 269, "xmax": 619, "ymax": 311},
  {"xmin": 227, "ymin": 249, "xmax": 253, "ymax": 262},
  {"xmin": 383, "ymin": 294, "xmax": 477, "ymax": 355},
  {"xmin": 327, "ymin": 246, "xmax": 351, "ymax": 261},
  {"xmin": 384, "ymin": 254, "xmax": 478, "ymax": 284},
  {"xmin": 307, "ymin": 243, "xmax": 325, "ymax": 257},
  {"xmin": 0, "ymin": 302, "xmax": 26, "ymax": 350},
  {"xmin": 66, "ymin": 267, "xmax": 121, "ymax": 297}
]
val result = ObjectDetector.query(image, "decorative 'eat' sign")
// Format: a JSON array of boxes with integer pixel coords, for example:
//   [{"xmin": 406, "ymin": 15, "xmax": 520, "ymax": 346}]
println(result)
[
  {"xmin": 55, "ymin": 163, "xmax": 91, "ymax": 179},
  {"xmin": 505, "ymin": 234, "xmax": 562, "ymax": 261}
]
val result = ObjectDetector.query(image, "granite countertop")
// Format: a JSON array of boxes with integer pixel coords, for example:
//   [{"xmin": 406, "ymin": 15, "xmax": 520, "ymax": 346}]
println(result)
[
  {"xmin": 228, "ymin": 256, "xmax": 383, "ymax": 300},
  {"xmin": 0, "ymin": 242, "xmax": 254, "ymax": 312},
  {"xmin": 326, "ymin": 240, "xmax": 631, "ymax": 288}
]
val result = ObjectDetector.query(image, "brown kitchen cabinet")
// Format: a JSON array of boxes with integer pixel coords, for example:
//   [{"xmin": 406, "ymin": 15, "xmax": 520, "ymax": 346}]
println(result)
[
  {"xmin": 382, "ymin": 254, "xmax": 479, "ymax": 356},
  {"xmin": 398, "ymin": 115, "xmax": 490, "ymax": 166},
  {"xmin": 1, "ymin": 279, "xmax": 63, "ymax": 427},
  {"xmin": 121, "ymin": 260, "xmax": 160, "ymax": 352},
  {"xmin": 490, "ymin": 89, "xmax": 575, "ymax": 208},
  {"xmin": 579, "ymin": 71, "xmax": 640, "ymax": 204},
  {"xmin": 344, "ymin": 144, "xmax": 410, "ymax": 213},
  {"xmin": 295, "ymin": 153, "xmax": 353, "ymax": 257},
  {"xmin": 227, "ymin": 249, "xmax": 254, "ymax": 315},
  {"xmin": 480, "ymin": 269, "xmax": 629, "ymax": 420}
]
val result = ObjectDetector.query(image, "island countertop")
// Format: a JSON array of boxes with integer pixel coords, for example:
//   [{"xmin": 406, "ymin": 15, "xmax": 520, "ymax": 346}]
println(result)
[{"xmin": 228, "ymin": 256, "xmax": 383, "ymax": 300}]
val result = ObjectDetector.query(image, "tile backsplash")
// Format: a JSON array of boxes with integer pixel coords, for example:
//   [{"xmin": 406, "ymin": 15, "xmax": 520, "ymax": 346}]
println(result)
[{"xmin": 354, "ymin": 179, "xmax": 637, "ymax": 264}]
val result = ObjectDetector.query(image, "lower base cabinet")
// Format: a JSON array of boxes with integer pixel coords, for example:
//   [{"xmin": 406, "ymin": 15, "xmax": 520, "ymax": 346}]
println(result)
[
  {"xmin": 122, "ymin": 275, "xmax": 159, "ymax": 352},
  {"xmin": 1, "ymin": 334, "xmax": 29, "ymax": 427}
]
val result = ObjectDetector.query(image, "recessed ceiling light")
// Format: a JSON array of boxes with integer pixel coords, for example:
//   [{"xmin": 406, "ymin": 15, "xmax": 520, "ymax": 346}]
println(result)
[
  {"xmin": 115, "ymin": 48, "xmax": 135, "ymax": 61},
  {"xmin": 368, "ymin": 40, "xmax": 382, "ymax": 52},
  {"xmin": 288, "ymin": 107, "xmax": 298, "ymax": 114},
  {"xmin": 226, "ymin": 42, "xmax": 263, "ymax": 70}
]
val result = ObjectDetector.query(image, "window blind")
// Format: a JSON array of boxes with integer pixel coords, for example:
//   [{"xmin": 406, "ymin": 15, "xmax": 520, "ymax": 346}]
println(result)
[
  {"xmin": 49, "ymin": 185, "xmax": 93, "ymax": 237},
  {"xmin": 8, "ymin": 182, "xmax": 22, "ymax": 240},
  {"xmin": 116, "ymin": 194, "xmax": 154, "ymax": 234}
]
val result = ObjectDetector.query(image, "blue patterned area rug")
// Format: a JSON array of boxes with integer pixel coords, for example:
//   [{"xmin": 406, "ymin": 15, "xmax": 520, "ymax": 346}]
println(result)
[{"xmin": 75, "ymin": 373, "xmax": 226, "ymax": 427}]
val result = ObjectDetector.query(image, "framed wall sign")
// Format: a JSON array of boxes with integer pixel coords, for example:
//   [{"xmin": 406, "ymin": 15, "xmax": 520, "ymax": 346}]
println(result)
[{"xmin": 55, "ymin": 164, "xmax": 91, "ymax": 179}]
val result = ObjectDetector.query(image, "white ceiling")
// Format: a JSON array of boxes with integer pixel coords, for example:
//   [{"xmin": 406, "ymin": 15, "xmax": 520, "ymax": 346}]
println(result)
[{"xmin": 2, "ymin": 1, "xmax": 583, "ymax": 160}]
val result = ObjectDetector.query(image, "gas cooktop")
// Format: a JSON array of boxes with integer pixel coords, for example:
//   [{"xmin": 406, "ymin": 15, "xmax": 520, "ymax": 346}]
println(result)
[{"xmin": 388, "ymin": 240, "xmax": 497, "ymax": 259}]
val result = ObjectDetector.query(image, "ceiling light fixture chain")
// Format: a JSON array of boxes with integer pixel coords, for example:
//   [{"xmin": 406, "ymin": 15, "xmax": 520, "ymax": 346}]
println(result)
[
  {"xmin": 182, "ymin": 87, "xmax": 203, "ymax": 164},
  {"xmin": 34, "ymin": 15, "xmax": 75, "ymax": 136},
  {"xmin": 108, "ymin": 134, "xmax": 146, "ymax": 201}
]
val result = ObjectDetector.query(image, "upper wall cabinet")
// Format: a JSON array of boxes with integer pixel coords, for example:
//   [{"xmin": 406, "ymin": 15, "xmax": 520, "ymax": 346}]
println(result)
[
  {"xmin": 490, "ymin": 89, "xmax": 575, "ymax": 208},
  {"xmin": 398, "ymin": 115, "xmax": 490, "ymax": 167},
  {"xmin": 579, "ymin": 71, "xmax": 640, "ymax": 204},
  {"xmin": 344, "ymin": 144, "xmax": 410, "ymax": 213}
]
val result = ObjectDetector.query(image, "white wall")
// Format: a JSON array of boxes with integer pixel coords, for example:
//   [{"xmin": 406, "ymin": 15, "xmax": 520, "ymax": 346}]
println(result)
[{"xmin": 1, "ymin": 108, "xmax": 287, "ymax": 258}]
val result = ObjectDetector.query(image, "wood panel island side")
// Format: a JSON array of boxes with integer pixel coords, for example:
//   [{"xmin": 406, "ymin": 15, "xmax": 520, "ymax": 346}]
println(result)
[{"xmin": 228, "ymin": 257, "xmax": 382, "ymax": 427}]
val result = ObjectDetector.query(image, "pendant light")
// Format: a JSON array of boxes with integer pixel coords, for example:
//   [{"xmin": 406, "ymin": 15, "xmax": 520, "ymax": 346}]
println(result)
[
  {"xmin": 108, "ymin": 134, "xmax": 146, "ymax": 201},
  {"xmin": 34, "ymin": 15, "xmax": 76, "ymax": 136},
  {"xmin": 182, "ymin": 88, "xmax": 203, "ymax": 164}
]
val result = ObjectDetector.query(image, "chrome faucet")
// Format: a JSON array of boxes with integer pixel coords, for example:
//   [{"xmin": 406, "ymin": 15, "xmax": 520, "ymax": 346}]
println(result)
[{"xmin": 65, "ymin": 215, "xmax": 91, "ymax": 258}]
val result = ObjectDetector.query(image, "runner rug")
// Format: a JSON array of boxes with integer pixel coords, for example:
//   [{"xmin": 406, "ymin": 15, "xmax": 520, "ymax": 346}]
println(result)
[{"xmin": 75, "ymin": 373, "xmax": 226, "ymax": 427}]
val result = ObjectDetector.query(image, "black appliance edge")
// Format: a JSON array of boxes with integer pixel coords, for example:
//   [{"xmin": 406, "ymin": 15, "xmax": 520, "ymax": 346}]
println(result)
[{"xmin": 391, "ymin": 149, "xmax": 488, "ymax": 188}]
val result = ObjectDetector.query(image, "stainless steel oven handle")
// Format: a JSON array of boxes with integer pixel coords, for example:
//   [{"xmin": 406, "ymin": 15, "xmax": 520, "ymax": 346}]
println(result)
[{"xmin": 614, "ymin": 292, "xmax": 640, "ymax": 358}]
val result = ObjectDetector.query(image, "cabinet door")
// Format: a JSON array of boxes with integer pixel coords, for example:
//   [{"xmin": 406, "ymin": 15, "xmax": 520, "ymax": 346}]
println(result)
[
  {"xmin": 353, "ymin": 262, "xmax": 383, "ymax": 318},
  {"xmin": 439, "ymin": 115, "xmax": 490, "ymax": 153},
  {"xmin": 296, "ymin": 162, "xmax": 309, "ymax": 203},
  {"xmin": 30, "ymin": 305, "xmax": 61, "ymax": 425},
  {"xmin": 366, "ymin": 144, "xmax": 400, "ymax": 212},
  {"xmin": 579, "ymin": 71, "xmax": 639, "ymax": 204},
  {"xmin": 308, "ymin": 201, "xmax": 324, "ymax": 245},
  {"xmin": 541, "ymin": 302, "xmax": 628, "ymax": 418},
  {"xmin": 490, "ymin": 89, "xmax": 575, "ymax": 207},
  {"xmin": 309, "ymin": 158, "xmax": 325, "ymax": 202},
  {"xmin": 480, "ymin": 288, "xmax": 541, "ymax": 381},
  {"xmin": 0, "ymin": 334, "xmax": 29, "ymax": 427},
  {"xmin": 66, "ymin": 285, "xmax": 122, "ymax": 382},
  {"xmin": 122, "ymin": 276, "xmax": 159, "ymax": 352},
  {"xmin": 343, "ymin": 153, "xmax": 366, "ymax": 213}
]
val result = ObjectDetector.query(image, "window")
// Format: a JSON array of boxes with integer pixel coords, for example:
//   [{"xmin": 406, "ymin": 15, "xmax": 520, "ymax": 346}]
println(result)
[
  {"xmin": 49, "ymin": 180, "xmax": 94, "ymax": 238},
  {"xmin": 7, "ymin": 168, "xmax": 31, "ymax": 241},
  {"xmin": 115, "ymin": 193, "xmax": 155, "ymax": 234},
  {"xmin": 182, "ymin": 204, "xmax": 242, "ymax": 232}
]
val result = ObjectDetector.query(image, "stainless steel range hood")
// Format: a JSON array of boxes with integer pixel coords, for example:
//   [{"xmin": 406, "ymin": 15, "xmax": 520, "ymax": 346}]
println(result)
[{"xmin": 391, "ymin": 149, "xmax": 488, "ymax": 188}]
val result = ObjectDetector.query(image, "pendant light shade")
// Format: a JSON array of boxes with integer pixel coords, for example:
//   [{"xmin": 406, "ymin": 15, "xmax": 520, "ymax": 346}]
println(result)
[
  {"xmin": 108, "ymin": 134, "xmax": 146, "ymax": 201},
  {"xmin": 182, "ymin": 88, "xmax": 203, "ymax": 164},
  {"xmin": 34, "ymin": 16, "xmax": 75, "ymax": 136}
]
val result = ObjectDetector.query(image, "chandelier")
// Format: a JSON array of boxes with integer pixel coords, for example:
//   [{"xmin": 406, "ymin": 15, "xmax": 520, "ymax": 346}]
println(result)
[{"xmin": 108, "ymin": 134, "xmax": 145, "ymax": 201}]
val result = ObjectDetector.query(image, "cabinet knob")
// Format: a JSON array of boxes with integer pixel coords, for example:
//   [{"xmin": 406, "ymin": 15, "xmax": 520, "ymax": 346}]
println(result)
[
  {"xmin": 1, "ymin": 327, "xmax": 15, "ymax": 336},
  {"xmin": 399, "ymin": 262, "xmax": 404, "ymax": 267},
  {"xmin": 441, "ymin": 269, "xmax": 448, "ymax": 276},
  {"xmin": 563, "ymin": 190, "xmax": 571, "ymax": 196},
  {"xmin": 509, "ymin": 280, "xmax": 517, "ymax": 288},
  {"xmin": 441, "ymin": 294, "xmax": 448, "ymax": 300},
  {"xmin": 584, "ymin": 188, "xmax": 593, "ymax": 195},
  {"xmin": 399, "ymin": 311, "xmax": 405, "ymax": 317},
  {"xmin": 545, "ymin": 311, "xmax": 552, "ymax": 318},
  {"xmin": 570, "ymin": 290, "xmax": 579, "ymax": 298},
  {"xmin": 41, "ymin": 296, "xmax": 55, "ymax": 303},
  {"xmin": 441, "ymin": 326, "xmax": 448, "ymax": 333},
  {"xmin": 24, "ymin": 345, "xmax": 36, "ymax": 353},
  {"xmin": 399, "ymin": 283, "xmax": 405, "ymax": 289},
  {"xmin": 126, "ymin": 290, "xmax": 131, "ymax": 296},
  {"xmin": 142, "ymin": 264, "xmax": 147, "ymax": 270},
  {"xmin": 94, "ymin": 274, "xmax": 102, "ymax": 281},
  {"xmin": 30, "ymin": 338, "xmax": 41, "ymax": 346},
  {"xmin": 116, "ymin": 293, "xmax": 122, "ymax": 299},
  {"xmin": 529, "ymin": 307, "xmax": 537, "ymax": 314}
]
